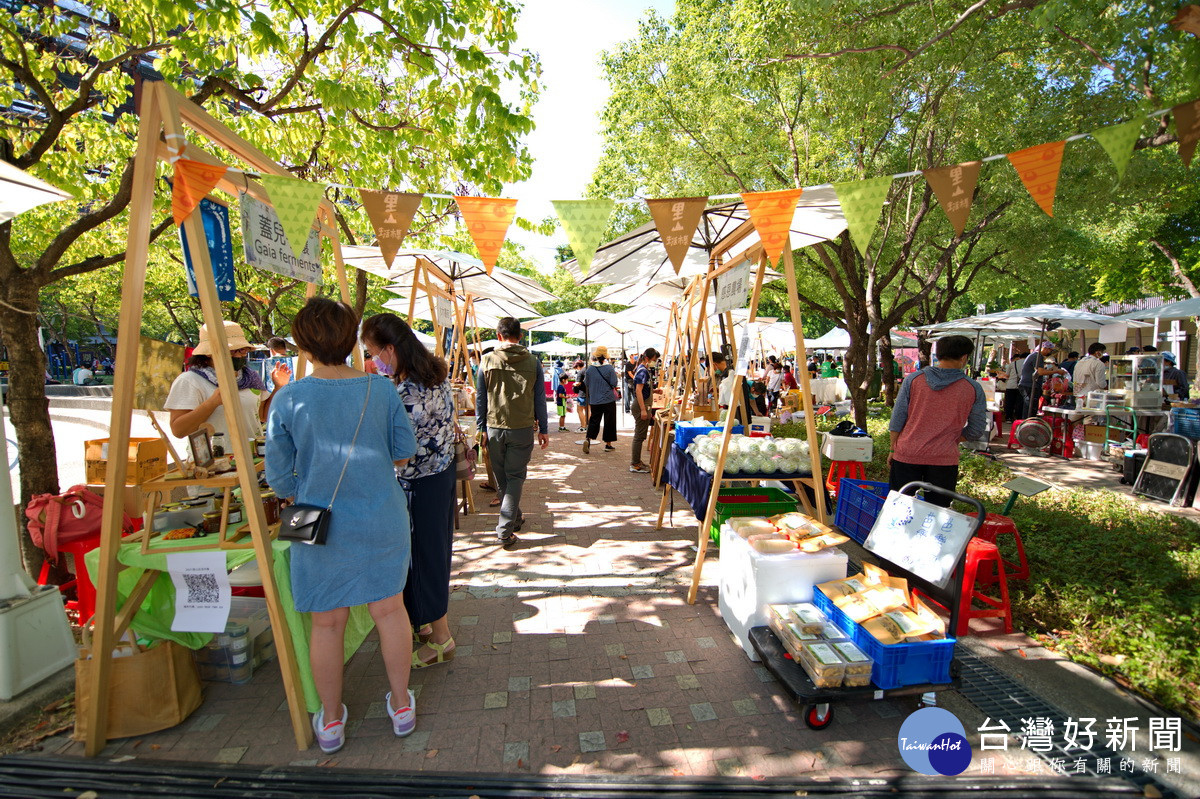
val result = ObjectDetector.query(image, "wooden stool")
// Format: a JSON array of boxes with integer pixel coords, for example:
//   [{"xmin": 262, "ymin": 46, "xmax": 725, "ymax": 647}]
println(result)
[{"xmin": 825, "ymin": 460, "xmax": 867, "ymax": 495}]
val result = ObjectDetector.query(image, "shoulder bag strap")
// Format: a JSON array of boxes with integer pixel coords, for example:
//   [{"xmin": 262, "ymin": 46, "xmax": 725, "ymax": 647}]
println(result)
[{"xmin": 326, "ymin": 376, "xmax": 372, "ymax": 510}]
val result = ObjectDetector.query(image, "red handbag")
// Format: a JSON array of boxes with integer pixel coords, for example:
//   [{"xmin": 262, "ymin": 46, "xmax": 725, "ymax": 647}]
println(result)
[{"xmin": 25, "ymin": 485, "xmax": 131, "ymax": 562}]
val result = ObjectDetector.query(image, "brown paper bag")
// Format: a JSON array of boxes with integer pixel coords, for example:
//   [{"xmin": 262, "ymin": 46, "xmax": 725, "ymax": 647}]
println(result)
[{"xmin": 73, "ymin": 632, "xmax": 203, "ymax": 741}]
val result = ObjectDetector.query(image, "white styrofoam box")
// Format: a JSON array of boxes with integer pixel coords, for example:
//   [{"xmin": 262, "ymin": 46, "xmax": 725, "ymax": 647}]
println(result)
[
  {"xmin": 979, "ymin": 377, "xmax": 997, "ymax": 403},
  {"xmin": 820, "ymin": 433, "xmax": 874, "ymax": 462},
  {"xmin": 717, "ymin": 525, "xmax": 848, "ymax": 661},
  {"xmin": 0, "ymin": 586, "xmax": 77, "ymax": 700},
  {"xmin": 1078, "ymin": 441, "xmax": 1104, "ymax": 460}
]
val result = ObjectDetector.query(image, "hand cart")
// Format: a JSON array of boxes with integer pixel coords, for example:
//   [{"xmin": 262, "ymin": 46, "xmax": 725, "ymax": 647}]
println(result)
[{"xmin": 749, "ymin": 482, "xmax": 985, "ymax": 730}]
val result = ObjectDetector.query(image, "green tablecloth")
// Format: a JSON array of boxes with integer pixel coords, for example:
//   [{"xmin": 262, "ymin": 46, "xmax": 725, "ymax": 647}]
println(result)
[{"xmin": 85, "ymin": 537, "xmax": 374, "ymax": 713}]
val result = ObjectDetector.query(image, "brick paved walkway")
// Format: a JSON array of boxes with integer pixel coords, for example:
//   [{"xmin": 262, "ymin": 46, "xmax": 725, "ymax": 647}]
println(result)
[{"xmin": 47, "ymin": 420, "xmax": 1047, "ymax": 778}]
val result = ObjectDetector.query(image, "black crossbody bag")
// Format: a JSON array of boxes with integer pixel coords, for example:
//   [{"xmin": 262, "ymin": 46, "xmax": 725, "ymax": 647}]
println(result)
[{"xmin": 278, "ymin": 377, "xmax": 372, "ymax": 546}]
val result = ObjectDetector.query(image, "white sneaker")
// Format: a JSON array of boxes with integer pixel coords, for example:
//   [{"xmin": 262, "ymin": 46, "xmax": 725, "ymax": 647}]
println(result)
[
  {"xmin": 386, "ymin": 689, "xmax": 416, "ymax": 737},
  {"xmin": 312, "ymin": 703, "xmax": 347, "ymax": 753}
]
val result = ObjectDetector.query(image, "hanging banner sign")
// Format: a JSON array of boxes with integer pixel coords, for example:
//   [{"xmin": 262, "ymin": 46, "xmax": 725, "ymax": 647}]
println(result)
[
  {"xmin": 240, "ymin": 192, "xmax": 323, "ymax": 285},
  {"xmin": 834, "ymin": 177, "xmax": 893, "ymax": 257},
  {"xmin": 359, "ymin": 189, "xmax": 422, "ymax": 269},
  {"xmin": 435, "ymin": 295, "xmax": 454, "ymax": 328},
  {"xmin": 646, "ymin": 196, "xmax": 707, "ymax": 274},
  {"xmin": 552, "ymin": 198, "xmax": 615, "ymax": 275},
  {"xmin": 1090, "ymin": 119, "xmax": 1143, "ymax": 182},
  {"xmin": 1174, "ymin": 98, "xmax": 1200, "ymax": 168},
  {"xmin": 735, "ymin": 325, "xmax": 753, "ymax": 377},
  {"xmin": 1006, "ymin": 141, "xmax": 1065, "ymax": 217},
  {"xmin": 713, "ymin": 263, "xmax": 751, "ymax": 316},
  {"xmin": 180, "ymin": 196, "xmax": 236, "ymax": 301},
  {"xmin": 923, "ymin": 161, "xmax": 980, "ymax": 236},
  {"xmin": 741, "ymin": 188, "xmax": 802, "ymax": 266},
  {"xmin": 455, "ymin": 195, "xmax": 518, "ymax": 274},
  {"xmin": 172, "ymin": 159, "xmax": 227, "ymax": 226},
  {"xmin": 256, "ymin": 174, "xmax": 326, "ymax": 262}
]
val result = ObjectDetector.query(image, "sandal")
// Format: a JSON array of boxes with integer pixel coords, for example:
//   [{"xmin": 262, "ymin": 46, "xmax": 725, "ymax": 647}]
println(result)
[
  {"xmin": 480, "ymin": 482, "xmax": 496, "ymax": 491},
  {"xmin": 412, "ymin": 637, "xmax": 456, "ymax": 669},
  {"xmin": 412, "ymin": 624, "xmax": 433, "ymax": 644},
  {"xmin": 489, "ymin": 497, "xmax": 502, "ymax": 507}
]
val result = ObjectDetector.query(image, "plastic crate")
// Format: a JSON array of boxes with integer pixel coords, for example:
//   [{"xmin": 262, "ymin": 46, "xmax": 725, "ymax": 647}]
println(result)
[
  {"xmin": 1170, "ymin": 408, "xmax": 1200, "ymax": 440},
  {"xmin": 813, "ymin": 586, "xmax": 955, "ymax": 690},
  {"xmin": 675, "ymin": 420, "xmax": 744, "ymax": 450},
  {"xmin": 709, "ymin": 486, "xmax": 799, "ymax": 544},
  {"xmin": 833, "ymin": 478, "xmax": 889, "ymax": 544}
]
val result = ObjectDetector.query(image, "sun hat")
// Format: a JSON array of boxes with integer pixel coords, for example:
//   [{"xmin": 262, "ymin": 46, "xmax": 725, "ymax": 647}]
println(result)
[
  {"xmin": 192, "ymin": 321, "xmax": 254, "ymax": 356},
  {"xmin": 592, "ymin": 345, "xmax": 608, "ymax": 359},
  {"xmin": 1163, "ymin": 351, "xmax": 1177, "ymax": 364}
]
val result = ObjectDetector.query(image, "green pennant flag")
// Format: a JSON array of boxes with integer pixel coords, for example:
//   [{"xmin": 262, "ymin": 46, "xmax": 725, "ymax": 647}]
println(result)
[
  {"xmin": 551, "ymin": 199, "xmax": 615, "ymax": 274},
  {"xmin": 257, "ymin": 174, "xmax": 326, "ymax": 260},
  {"xmin": 1090, "ymin": 118, "xmax": 1143, "ymax": 182},
  {"xmin": 833, "ymin": 177, "xmax": 893, "ymax": 258}
]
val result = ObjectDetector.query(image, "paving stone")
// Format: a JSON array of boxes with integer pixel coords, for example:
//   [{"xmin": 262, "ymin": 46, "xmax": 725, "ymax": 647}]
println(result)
[
  {"xmin": 493, "ymin": 631, "xmax": 513, "ymax": 644},
  {"xmin": 676, "ymin": 675, "xmax": 701, "ymax": 690},
  {"xmin": 696, "ymin": 636, "xmax": 718, "ymax": 649},
  {"xmin": 631, "ymin": 664, "xmax": 655, "ymax": 680},
  {"xmin": 715, "ymin": 756, "xmax": 744, "ymax": 776},
  {"xmin": 401, "ymin": 730, "xmax": 431, "ymax": 752},
  {"xmin": 509, "ymin": 676, "xmax": 532, "ymax": 692},
  {"xmin": 665, "ymin": 650, "xmax": 686, "ymax": 663},
  {"xmin": 597, "ymin": 614, "xmax": 616, "ymax": 624},
  {"xmin": 484, "ymin": 692, "xmax": 509, "ymax": 709},
  {"xmin": 455, "ymin": 645, "xmax": 474, "ymax": 658},
  {"xmin": 459, "ymin": 615, "xmax": 479, "ymax": 626},
  {"xmin": 365, "ymin": 701, "xmax": 388, "ymax": 719},
  {"xmin": 549, "ymin": 636, "xmax": 568, "ymax": 650},
  {"xmin": 646, "ymin": 708, "xmax": 672, "ymax": 727},
  {"xmin": 552, "ymin": 699, "xmax": 577, "ymax": 718},
  {"xmin": 289, "ymin": 759, "xmax": 319, "ymax": 767},
  {"xmin": 503, "ymin": 741, "xmax": 529, "ymax": 763},
  {"xmin": 186, "ymin": 714, "xmax": 224, "ymax": 733},
  {"xmin": 579, "ymin": 731, "xmax": 607, "ymax": 753},
  {"xmin": 732, "ymin": 698, "xmax": 758, "ymax": 716},
  {"xmin": 573, "ymin": 684, "xmax": 596, "ymax": 700},
  {"xmin": 690, "ymin": 702, "xmax": 718, "ymax": 722},
  {"xmin": 753, "ymin": 665, "xmax": 774, "ymax": 683},
  {"xmin": 215, "ymin": 747, "xmax": 246, "ymax": 764},
  {"xmin": 871, "ymin": 701, "xmax": 902, "ymax": 719},
  {"xmin": 604, "ymin": 643, "xmax": 626, "ymax": 657}
]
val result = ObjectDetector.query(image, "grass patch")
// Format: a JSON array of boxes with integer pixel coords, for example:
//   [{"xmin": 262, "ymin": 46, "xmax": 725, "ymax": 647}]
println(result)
[{"xmin": 794, "ymin": 406, "xmax": 1200, "ymax": 719}]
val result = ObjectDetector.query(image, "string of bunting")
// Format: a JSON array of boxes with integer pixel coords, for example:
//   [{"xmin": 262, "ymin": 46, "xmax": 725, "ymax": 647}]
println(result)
[{"xmin": 170, "ymin": 98, "xmax": 1199, "ymax": 277}]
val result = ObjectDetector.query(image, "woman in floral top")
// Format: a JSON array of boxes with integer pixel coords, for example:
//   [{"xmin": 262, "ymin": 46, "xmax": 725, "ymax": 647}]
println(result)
[{"xmin": 362, "ymin": 313, "xmax": 458, "ymax": 668}]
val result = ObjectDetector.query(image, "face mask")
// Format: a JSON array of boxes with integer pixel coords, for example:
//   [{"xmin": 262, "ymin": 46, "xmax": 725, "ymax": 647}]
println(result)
[
  {"xmin": 230, "ymin": 356, "xmax": 247, "ymax": 371},
  {"xmin": 372, "ymin": 355, "xmax": 393, "ymax": 376}
]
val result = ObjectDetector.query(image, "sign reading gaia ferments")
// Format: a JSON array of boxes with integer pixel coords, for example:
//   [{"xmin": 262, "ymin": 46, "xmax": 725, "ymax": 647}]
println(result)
[{"xmin": 240, "ymin": 192, "xmax": 323, "ymax": 285}]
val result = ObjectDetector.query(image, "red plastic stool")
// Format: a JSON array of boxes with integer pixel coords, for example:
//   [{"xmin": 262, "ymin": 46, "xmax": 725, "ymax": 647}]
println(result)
[
  {"xmin": 968, "ymin": 511, "xmax": 1029, "ymax": 580},
  {"xmin": 916, "ymin": 539, "xmax": 1013, "ymax": 637},
  {"xmin": 825, "ymin": 460, "xmax": 867, "ymax": 495},
  {"xmin": 37, "ymin": 534, "xmax": 102, "ymax": 624}
]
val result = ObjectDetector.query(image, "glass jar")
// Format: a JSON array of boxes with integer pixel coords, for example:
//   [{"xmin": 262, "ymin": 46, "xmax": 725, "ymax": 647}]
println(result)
[
  {"xmin": 201, "ymin": 510, "xmax": 222, "ymax": 535},
  {"xmin": 260, "ymin": 490, "xmax": 280, "ymax": 525},
  {"xmin": 227, "ymin": 501, "xmax": 243, "ymax": 526},
  {"xmin": 254, "ymin": 438, "xmax": 267, "ymax": 458},
  {"xmin": 210, "ymin": 433, "xmax": 226, "ymax": 457}
]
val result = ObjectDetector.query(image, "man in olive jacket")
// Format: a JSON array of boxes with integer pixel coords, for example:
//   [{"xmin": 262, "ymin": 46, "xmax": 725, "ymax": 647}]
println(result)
[{"xmin": 476, "ymin": 317, "xmax": 550, "ymax": 547}]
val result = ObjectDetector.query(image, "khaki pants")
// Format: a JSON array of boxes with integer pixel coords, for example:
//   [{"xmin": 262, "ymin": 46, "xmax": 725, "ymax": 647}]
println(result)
[{"xmin": 632, "ymin": 414, "xmax": 652, "ymax": 465}]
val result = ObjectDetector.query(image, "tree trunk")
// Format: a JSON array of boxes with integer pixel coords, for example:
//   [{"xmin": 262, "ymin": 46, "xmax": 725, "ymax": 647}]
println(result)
[
  {"xmin": 842, "ymin": 333, "xmax": 871, "ymax": 429},
  {"xmin": 0, "ymin": 278, "xmax": 58, "ymax": 576},
  {"xmin": 879, "ymin": 341, "xmax": 898, "ymax": 406}
]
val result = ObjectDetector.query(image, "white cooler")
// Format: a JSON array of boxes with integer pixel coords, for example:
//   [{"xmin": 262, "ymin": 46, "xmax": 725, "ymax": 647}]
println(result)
[
  {"xmin": 820, "ymin": 432, "xmax": 873, "ymax": 462},
  {"xmin": 717, "ymin": 524, "xmax": 848, "ymax": 660}
]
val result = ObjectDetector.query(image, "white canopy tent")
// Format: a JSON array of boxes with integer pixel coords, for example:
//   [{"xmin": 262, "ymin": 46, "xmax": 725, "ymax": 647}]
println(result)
[
  {"xmin": 342, "ymin": 246, "xmax": 556, "ymax": 305},
  {"xmin": 804, "ymin": 328, "xmax": 918, "ymax": 350},
  {"xmin": 0, "ymin": 160, "xmax": 71, "ymax": 223},
  {"xmin": 529, "ymin": 338, "xmax": 584, "ymax": 354},
  {"xmin": 1118, "ymin": 297, "xmax": 1200, "ymax": 321}
]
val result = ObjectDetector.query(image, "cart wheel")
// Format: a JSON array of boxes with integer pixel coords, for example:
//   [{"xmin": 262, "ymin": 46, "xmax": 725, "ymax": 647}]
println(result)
[{"xmin": 804, "ymin": 704, "xmax": 833, "ymax": 730}]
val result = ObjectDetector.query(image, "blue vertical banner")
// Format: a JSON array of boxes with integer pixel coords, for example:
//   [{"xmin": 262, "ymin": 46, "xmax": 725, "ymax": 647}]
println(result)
[{"xmin": 180, "ymin": 195, "xmax": 236, "ymax": 301}]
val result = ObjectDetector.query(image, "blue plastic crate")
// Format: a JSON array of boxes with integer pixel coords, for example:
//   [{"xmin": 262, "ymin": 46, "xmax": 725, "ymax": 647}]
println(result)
[
  {"xmin": 1170, "ymin": 408, "xmax": 1200, "ymax": 440},
  {"xmin": 833, "ymin": 478, "xmax": 889, "ymax": 544},
  {"xmin": 813, "ymin": 586, "xmax": 955, "ymax": 690},
  {"xmin": 674, "ymin": 420, "xmax": 744, "ymax": 450}
]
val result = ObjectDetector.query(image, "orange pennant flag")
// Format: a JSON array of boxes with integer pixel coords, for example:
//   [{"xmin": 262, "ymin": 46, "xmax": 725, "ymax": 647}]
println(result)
[
  {"xmin": 455, "ymin": 196, "xmax": 518, "ymax": 273},
  {"xmin": 172, "ymin": 159, "xmax": 227, "ymax": 225},
  {"xmin": 1006, "ymin": 141, "xmax": 1066, "ymax": 217},
  {"xmin": 646, "ymin": 196, "xmax": 708, "ymax": 274},
  {"xmin": 741, "ymin": 188, "xmax": 803, "ymax": 265}
]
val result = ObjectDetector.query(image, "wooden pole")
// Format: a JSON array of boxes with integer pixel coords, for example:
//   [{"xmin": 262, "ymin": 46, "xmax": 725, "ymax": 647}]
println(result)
[{"xmin": 782, "ymin": 246, "xmax": 828, "ymax": 523}]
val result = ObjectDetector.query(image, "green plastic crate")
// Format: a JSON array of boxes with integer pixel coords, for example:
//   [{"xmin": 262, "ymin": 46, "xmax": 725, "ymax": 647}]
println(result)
[{"xmin": 709, "ymin": 486, "xmax": 800, "ymax": 544}]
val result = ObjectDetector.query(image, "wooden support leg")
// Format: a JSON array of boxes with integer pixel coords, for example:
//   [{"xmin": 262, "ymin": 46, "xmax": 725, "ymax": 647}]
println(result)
[{"xmin": 655, "ymin": 485, "xmax": 671, "ymax": 531}]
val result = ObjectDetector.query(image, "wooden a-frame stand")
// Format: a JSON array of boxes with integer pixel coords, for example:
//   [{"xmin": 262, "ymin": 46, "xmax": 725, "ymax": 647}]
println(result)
[{"xmin": 87, "ymin": 81, "xmax": 360, "ymax": 755}]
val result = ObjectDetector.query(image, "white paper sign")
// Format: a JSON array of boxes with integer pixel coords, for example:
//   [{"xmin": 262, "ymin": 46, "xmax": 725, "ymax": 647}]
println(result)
[
  {"xmin": 240, "ymin": 192, "xmax": 323, "ymax": 285},
  {"xmin": 435, "ymin": 295, "xmax": 454, "ymax": 328},
  {"xmin": 734, "ymin": 326, "xmax": 753, "ymax": 376},
  {"xmin": 713, "ymin": 263, "xmax": 751, "ymax": 316},
  {"xmin": 863, "ymin": 492, "xmax": 976, "ymax": 590},
  {"xmin": 167, "ymin": 551, "xmax": 232, "ymax": 633},
  {"xmin": 1098, "ymin": 322, "xmax": 1128, "ymax": 345}
]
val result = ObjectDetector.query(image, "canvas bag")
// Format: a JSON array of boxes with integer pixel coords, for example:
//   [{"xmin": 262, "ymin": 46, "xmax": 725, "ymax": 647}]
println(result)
[
  {"xmin": 72, "ymin": 627, "xmax": 203, "ymax": 740},
  {"xmin": 454, "ymin": 426, "xmax": 477, "ymax": 480},
  {"xmin": 25, "ymin": 485, "xmax": 132, "ymax": 562}
]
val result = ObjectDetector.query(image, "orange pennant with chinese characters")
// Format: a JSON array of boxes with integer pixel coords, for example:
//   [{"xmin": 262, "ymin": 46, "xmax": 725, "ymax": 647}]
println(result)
[
  {"xmin": 172, "ymin": 159, "xmax": 227, "ymax": 225},
  {"xmin": 1173, "ymin": 98, "xmax": 1200, "ymax": 168},
  {"xmin": 741, "ymin": 188, "xmax": 803, "ymax": 265},
  {"xmin": 1006, "ymin": 141, "xmax": 1066, "ymax": 217},
  {"xmin": 455, "ymin": 196, "xmax": 518, "ymax": 273},
  {"xmin": 646, "ymin": 196, "xmax": 707, "ymax": 274}
]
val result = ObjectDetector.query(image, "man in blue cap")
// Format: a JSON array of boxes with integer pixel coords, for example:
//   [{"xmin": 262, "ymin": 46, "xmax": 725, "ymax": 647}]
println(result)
[{"xmin": 1161, "ymin": 352, "xmax": 1190, "ymax": 401}]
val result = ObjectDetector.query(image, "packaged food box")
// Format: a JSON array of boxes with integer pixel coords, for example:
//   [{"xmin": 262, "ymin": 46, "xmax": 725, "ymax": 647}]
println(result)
[
  {"xmin": 828, "ymin": 640, "xmax": 873, "ymax": 687},
  {"xmin": 787, "ymin": 602, "xmax": 827, "ymax": 634},
  {"xmin": 796, "ymin": 640, "xmax": 848, "ymax": 688},
  {"xmin": 862, "ymin": 609, "xmax": 936, "ymax": 645},
  {"xmin": 727, "ymin": 516, "xmax": 777, "ymax": 538},
  {"xmin": 749, "ymin": 534, "xmax": 795, "ymax": 554}
]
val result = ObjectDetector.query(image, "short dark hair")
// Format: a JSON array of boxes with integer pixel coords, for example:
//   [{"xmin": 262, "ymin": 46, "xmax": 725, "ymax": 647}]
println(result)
[
  {"xmin": 642, "ymin": 347, "xmax": 660, "ymax": 361},
  {"xmin": 935, "ymin": 335, "xmax": 974, "ymax": 361},
  {"xmin": 496, "ymin": 317, "xmax": 522, "ymax": 340},
  {"xmin": 361, "ymin": 312, "xmax": 449, "ymax": 389},
  {"xmin": 187, "ymin": 354, "xmax": 213, "ymax": 369},
  {"xmin": 711, "ymin": 351, "xmax": 727, "ymax": 365},
  {"xmin": 266, "ymin": 336, "xmax": 288, "ymax": 353},
  {"xmin": 1143, "ymin": 345, "xmax": 1158, "ymax": 352},
  {"xmin": 1067, "ymin": 351, "xmax": 1079, "ymax": 359},
  {"xmin": 1087, "ymin": 342, "xmax": 1106, "ymax": 355},
  {"xmin": 291, "ymin": 297, "xmax": 359, "ymax": 365},
  {"xmin": 750, "ymin": 380, "xmax": 767, "ymax": 394}
]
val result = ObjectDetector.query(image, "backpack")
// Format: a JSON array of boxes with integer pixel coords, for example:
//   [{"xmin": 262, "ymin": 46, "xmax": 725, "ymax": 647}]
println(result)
[{"xmin": 25, "ymin": 485, "xmax": 132, "ymax": 562}]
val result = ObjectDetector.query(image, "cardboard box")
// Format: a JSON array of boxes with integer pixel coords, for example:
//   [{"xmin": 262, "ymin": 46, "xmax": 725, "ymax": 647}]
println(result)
[
  {"xmin": 84, "ymin": 437, "xmax": 167, "ymax": 485},
  {"xmin": 1083, "ymin": 424, "xmax": 1107, "ymax": 444}
]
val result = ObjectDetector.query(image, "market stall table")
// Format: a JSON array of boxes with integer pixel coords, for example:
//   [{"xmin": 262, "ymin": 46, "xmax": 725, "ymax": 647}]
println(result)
[
  {"xmin": 810, "ymin": 377, "xmax": 847, "ymax": 404},
  {"xmin": 1041, "ymin": 406, "xmax": 1091, "ymax": 459},
  {"xmin": 85, "ymin": 537, "xmax": 374, "ymax": 713}
]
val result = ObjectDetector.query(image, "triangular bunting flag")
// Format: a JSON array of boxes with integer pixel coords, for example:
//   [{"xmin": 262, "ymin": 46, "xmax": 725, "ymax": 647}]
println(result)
[
  {"xmin": 455, "ymin": 196, "xmax": 518, "ymax": 273},
  {"xmin": 172, "ymin": 159, "xmax": 227, "ymax": 225},
  {"xmin": 741, "ymin": 188, "xmax": 803, "ymax": 265},
  {"xmin": 833, "ymin": 177, "xmax": 893, "ymax": 257},
  {"xmin": 1174, "ymin": 98, "xmax": 1200, "ymax": 168},
  {"xmin": 1006, "ymin": 141, "xmax": 1066, "ymax": 217},
  {"xmin": 551, "ymin": 199, "xmax": 614, "ymax": 275},
  {"xmin": 646, "ymin": 196, "xmax": 707, "ymax": 274},
  {"xmin": 359, "ymin": 190, "xmax": 422, "ymax": 269},
  {"xmin": 1090, "ymin": 119, "xmax": 1143, "ymax": 181},
  {"xmin": 257, "ymin": 174, "xmax": 326, "ymax": 260},
  {"xmin": 923, "ymin": 161, "xmax": 981, "ymax": 236}
]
